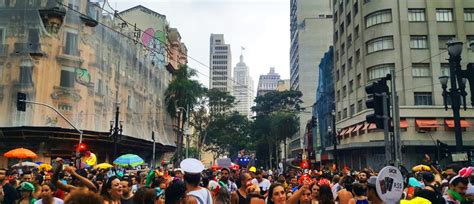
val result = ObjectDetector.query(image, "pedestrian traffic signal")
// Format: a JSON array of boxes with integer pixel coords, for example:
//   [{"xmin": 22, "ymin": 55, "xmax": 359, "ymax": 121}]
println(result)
[
  {"xmin": 437, "ymin": 140, "xmax": 450, "ymax": 159},
  {"xmin": 76, "ymin": 143, "xmax": 87, "ymax": 152},
  {"xmin": 17, "ymin": 92, "xmax": 26, "ymax": 112},
  {"xmin": 365, "ymin": 76, "xmax": 390, "ymax": 129},
  {"xmin": 301, "ymin": 160, "xmax": 309, "ymax": 169}
]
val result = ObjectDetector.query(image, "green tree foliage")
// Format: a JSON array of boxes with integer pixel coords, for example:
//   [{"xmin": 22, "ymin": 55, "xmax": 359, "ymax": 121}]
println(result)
[
  {"xmin": 164, "ymin": 65, "xmax": 207, "ymax": 118},
  {"xmin": 206, "ymin": 111, "xmax": 252, "ymax": 156},
  {"xmin": 250, "ymin": 90, "xmax": 302, "ymax": 168},
  {"xmin": 207, "ymin": 88, "xmax": 236, "ymax": 116}
]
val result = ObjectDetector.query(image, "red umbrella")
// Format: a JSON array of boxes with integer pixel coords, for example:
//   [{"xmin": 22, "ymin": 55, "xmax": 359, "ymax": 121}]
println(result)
[{"xmin": 4, "ymin": 148, "xmax": 37, "ymax": 159}]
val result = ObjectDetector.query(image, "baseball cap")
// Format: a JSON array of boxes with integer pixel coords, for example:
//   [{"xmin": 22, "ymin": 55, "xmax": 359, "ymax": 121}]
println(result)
[{"xmin": 249, "ymin": 166, "xmax": 257, "ymax": 173}]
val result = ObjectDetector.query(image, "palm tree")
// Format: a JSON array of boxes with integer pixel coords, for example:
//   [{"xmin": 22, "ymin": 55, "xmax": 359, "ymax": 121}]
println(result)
[{"xmin": 164, "ymin": 65, "xmax": 206, "ymax": 164}]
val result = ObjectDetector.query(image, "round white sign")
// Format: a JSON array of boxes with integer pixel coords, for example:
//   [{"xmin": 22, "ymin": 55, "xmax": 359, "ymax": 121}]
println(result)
[{"xmin": 376, "ymin": 166, "xmax": 404, "ymax": 203}]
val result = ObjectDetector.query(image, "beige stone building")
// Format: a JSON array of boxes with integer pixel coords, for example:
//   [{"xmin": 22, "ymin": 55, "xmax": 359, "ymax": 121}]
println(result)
[
  {"xmin": 0, "ymin": 1, "xmax": 186, "ymax": 167},
  {"xmin": 333, "ymin": 0, "xmax": 474, "ymax": 169}
]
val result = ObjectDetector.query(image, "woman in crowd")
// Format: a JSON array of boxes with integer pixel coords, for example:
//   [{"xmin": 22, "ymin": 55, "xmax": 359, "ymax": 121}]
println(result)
[
  {"xmin": 348, "ymin": 183, "xmax": 367, "ymax": 204},
  {"xmin": 99, "ymin": 176, "xmax": 123, "ymax": 204},
  {"xmin": 316, "ymin": 185, "xmax": 334, "ymax": 204},
  {"xmin": 165, "ymin": 180, "xmax": 186, "ymax": 204},
  {"xmin": 267, "ymin": 183, "xmax": 287, "ymax": 204},
  {"xmin": 18, "ymin": 182, "xmax": 38, "ymax": 204},
  {"xmin": 34, "ymin": 183, "xmax": 64, "ymax": 204}
]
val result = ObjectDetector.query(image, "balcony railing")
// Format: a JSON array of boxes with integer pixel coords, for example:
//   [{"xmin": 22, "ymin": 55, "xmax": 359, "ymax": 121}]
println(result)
[{"xmin": 14, "ymin": 43, "xmax": 44, "ymax": 56}]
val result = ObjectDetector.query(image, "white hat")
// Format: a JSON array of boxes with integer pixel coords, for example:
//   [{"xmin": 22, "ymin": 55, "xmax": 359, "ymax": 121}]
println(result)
[
  {"xmin": 180, "ymin": 158, "xmax": 205, "ymax": 174},
  {"xmin": 174, "ymin": 168, "xmax": 184, "ymax": 174}
]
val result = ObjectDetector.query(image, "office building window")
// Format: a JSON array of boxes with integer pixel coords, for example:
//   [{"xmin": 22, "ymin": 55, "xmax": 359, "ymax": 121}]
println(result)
[
  {"xmin": 412, "ymin": 63, "xmax": 430, "ymax": 77},
  {"xmin": 335, "ymin": 31, "xmax": 339, "ymax": 42},
  {"xmin": 410, "ymin": 36, "xmax": 428, "ymax": 49},
  {"xmin": 364, "ymin": 0, "xmax": 371, "ymax": 4},
  {"xmin": 60, "ymin": 67, "xmax": 75, "ymax": 88},
  {"xmin": 349, "ymin": 80, "xmax": 354, "ymax": 93},
  {"xmin": 365, "ymin": 9, "xmax": 392, "ymax": 28},
  {"xmin": 340, "ymin": 23, "xmax": 345, "ymax": 35},
  {"xmin": 347, "ymin": 12, "xmax": 352, "ymax": 26},
  {"xmin": 343, "ymin": 86, "xmax": 347, "ymax": 98},
  {"xmin": 441, "ymin": 63, "xmax": 450, "ymax": 76},
  {"xmin": 436, "ymin": 9, "xmax": 453, "ymax": 22},
  {"xmin": 20, "ymin": 66, "xmax": 33, "ymax": 85},
  {"xmin": 348, "ymin": 57, "xmax": 353, "ymax": 70},
  {"xmin": 347, "ymin": 35, "xmax": 352, "ymax": 48},
  {"xmin": 438, "ymin": 35, "xmax": 456, "ymax": 49},
  {"xmin": 367, "ymin": 36, "xmax": 394, "ymax": 54},
  {"xmin": 337, "ymin": 111, "xmax": 341, "ymax": 121},
  {"xmin": 341, "ymin": 43, "xmax": 345, "ymax": 56},
  {"xmin": 343, "ymin": 108, "xmax": 348, "ymax": 119},
  {"xmin": 342, "ymin": 64, "xmax": 346, "ymax": 76},
  {"xmin": 408, "ymin": 9, "xmax": 425, "ymax": 22},
  {"xmin": 336, "ymin": 70, "xmax": 340, "ymax": 81},
  {"xmin": 335, "ymin": 50, "xmax": 339, "ymax": 62},
  {"xmin": 355, "ymin": 49, "xmax": 360, "ymax": 63},
  {"xmin": 368, "ymin": 63, "xmax": 393, "ymax": 80},
  {"xmin": 465, "ymin": 9, "xmax": 474, "ymax": 21},
  {"xmin": 354, "ymin": 1, "xmax": 359, "ymax": 16},
  {"xmin": 357, "ymin": 100, "xmax": 363, "ymax": 112},
  {"xmin": 350, "ymin": 104, "xmax": 355, "ymax": 116},
  {"xmin": 64, "ymin": 31, "xmax": 79, "ymax": 56},
  {"xmin": 356, "ymin": 73, "xmax": 362, "ymax": 88},
  {"xmin": 414, "ymin": 92, "xmax": 433, "ymax": 105},
  {"xmin": 337, "ymin": 90, "xmax": 340, "ymax": 102},
  {"xmin": 354, "ymin": 25, "xmax": 359, "ymax": 39}
]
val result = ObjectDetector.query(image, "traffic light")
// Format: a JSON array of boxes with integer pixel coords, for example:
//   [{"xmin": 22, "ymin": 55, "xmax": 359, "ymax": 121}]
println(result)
[
  {"xmin": 365, "ymin": 76, "xmax": 390, "ymax": 129},
  {"xmin": 437, "ymin": 140, "xmax": 450, "ymax": 160},
  {"xmin": 17, "ymin": 92, "xmax": 26, "ymax": 112},
  {"xmin": 76, "ymin": 143, "xmax": 87, "ymax": 153},
  {"xmin": 301, "ymin": 160, "xmax": 309, "ymax": 169}
]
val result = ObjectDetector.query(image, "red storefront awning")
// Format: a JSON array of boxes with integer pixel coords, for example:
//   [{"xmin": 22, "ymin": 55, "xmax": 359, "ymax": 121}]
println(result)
[
  {"xmin": 415, "ymin": 119, "xmax": 440, "ymax": 128},
  {"xmin": 445, "ymin": 119, "xmax": 470, "ymax": 128}
]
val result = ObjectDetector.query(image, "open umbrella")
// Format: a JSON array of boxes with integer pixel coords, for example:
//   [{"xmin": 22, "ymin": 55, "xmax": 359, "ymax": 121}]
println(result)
[
  {"xmin": 113, "ymin": 154, "xmax": 144, "ymax": 167},
  {"xmin": 4, "ymin": 148, "xmax": 37, "ymax": 159},
  {"xmin": 12, "ymin": 161, "xmax": 39, "ymax": 168},
  {"xmin": 94, "ymin": 163, "xmax": 113, "ymax": 170},
  {"xmin": 38, "ymin": 163, "xmax": 52, "ymax": 171}
]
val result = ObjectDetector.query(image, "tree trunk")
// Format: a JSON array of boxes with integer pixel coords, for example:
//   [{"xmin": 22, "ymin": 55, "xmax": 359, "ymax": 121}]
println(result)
[
  {"xmin": 268, "ymin": 142, "xmax": 273, "ymax": 170},
  {"xmin": 275, "ymin": 142, "xmax": 279, "ymax": 171}
]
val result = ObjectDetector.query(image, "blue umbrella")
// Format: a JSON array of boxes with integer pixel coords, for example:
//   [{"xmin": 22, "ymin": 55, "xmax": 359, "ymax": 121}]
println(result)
[{"xmin": 113, "ymin": 154, "xmax": 144, "ymax": 167}]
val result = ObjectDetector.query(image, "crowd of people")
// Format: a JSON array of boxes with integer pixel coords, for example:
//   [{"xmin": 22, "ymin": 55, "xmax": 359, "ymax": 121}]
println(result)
[{"xmin": 0, "ymin": 156, "xmax": 474, "ymax": 204}]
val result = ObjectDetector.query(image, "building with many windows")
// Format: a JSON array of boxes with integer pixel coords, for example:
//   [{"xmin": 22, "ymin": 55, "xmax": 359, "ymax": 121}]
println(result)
[
  {"xmin": 209, "ymin": 34, "xmax": 232, "ymax": 94},
  {"xmin": 289, "ymin": 0, "xmax": 333, "ymax": 158},
  {"xmin": 333, "ymin": 0, "xmax": 474, "ymax": 169},
  {"xmin": 233, "ymin": 54, "xmax": 254, "ymax": 119},
  {"xmin": 0, "ymin": 1, "xmax": 184, "ymax": 167},
  {"xmin": 256, "ymin": 67, "xmax": 280, "ymax": 97}
]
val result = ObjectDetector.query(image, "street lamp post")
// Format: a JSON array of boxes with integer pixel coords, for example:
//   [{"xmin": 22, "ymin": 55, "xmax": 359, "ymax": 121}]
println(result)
[
  {"xmin": 110, "ymin": 104, "xmax": 123, "ymax": 160},
  {"xmin": 177, "ymin": 106, "xmax": 190, "ymax": 159},
  {"xmin": 439, "ymin": 40, "xmax": 467, "ymax": 152},
  {"xmin": 330, "ymin": 109, "xmax": 338, "ymax": 170}
]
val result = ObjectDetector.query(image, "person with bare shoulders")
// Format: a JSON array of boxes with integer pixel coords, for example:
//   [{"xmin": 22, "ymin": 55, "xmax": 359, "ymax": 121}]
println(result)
[{"xmin": 180, "ymin": 159, "xmax": 212, "ymax": 204}]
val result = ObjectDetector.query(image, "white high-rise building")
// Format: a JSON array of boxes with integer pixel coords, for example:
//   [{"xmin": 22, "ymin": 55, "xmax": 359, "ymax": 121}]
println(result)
[
  {"xmin": 257, "ymin": 67, "xmax": 281, "ymax": 96},
  {"xmin": 233, "ymin": 54, "xmax": 254, "ymax": 119},
  {"xmin": 289, "ymin": 0, "xmax": 333, "ymax": 157},
  {"xmin": 210, "ymin": 34, "xmax": 232, "ymax": 94}
]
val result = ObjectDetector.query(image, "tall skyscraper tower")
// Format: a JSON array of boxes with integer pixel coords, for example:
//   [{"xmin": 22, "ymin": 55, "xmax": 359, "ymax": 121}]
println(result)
[
  {"xmin": 257, "ymin": 67, "xmax": 281, "ymax": 97},
  {"xmin": 289, "ymin": 0, "xmax": 333, "ymax": 156},
  {"xmin": 210, "ymin": 34, "xmax": 232, "ymax": 94},
  {"xmin": 233, "ymin": 53, "xmax": 254, "ymax": 118}
]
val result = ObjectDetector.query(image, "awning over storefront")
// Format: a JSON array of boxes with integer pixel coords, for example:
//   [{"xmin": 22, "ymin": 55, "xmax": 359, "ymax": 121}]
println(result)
[
  {"xmin": 445, "ymin": 119, "xmax": 470, "ymax": 128},
  {"xmin": 400, "ymin": 119, "xmax": 408, "ymax": 129},
  {"xmin": 415, "ymin": 119, "xmax": 440, "ymax": 128},
  {"xmin": 338, "ymin": 129, "xmax": 348, "ymax": 137},
  {"xmin": 352, "ymin": 124, "xmax": 364, "ymax": 134},
  {"xmin": 345, "ymin": 126, "xmax": 355, "ymax": 136}
]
